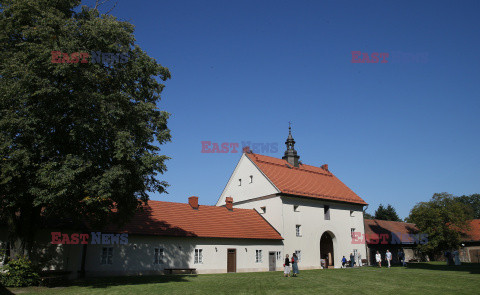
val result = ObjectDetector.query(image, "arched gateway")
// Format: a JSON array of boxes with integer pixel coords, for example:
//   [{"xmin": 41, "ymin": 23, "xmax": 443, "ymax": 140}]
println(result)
[{"xmin": 320, "ymin": 231, "xmax": 335, "ymax": 268}]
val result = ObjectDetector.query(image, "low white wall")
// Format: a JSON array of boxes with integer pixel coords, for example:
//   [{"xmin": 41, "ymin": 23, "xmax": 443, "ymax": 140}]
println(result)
[{"xmin": 83, "ymin": 236, "xmax": 284, "ymax": 276}]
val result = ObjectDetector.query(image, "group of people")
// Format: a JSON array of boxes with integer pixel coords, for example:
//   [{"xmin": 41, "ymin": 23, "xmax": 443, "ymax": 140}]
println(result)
[
  {"xmin": 283, "ymin": 253, "xmax": 299, "ymax": 277},
  {"xmin": 375, "ymin": 249, "xmax": 406, "ymax": 267},
  {"xmin": 341, "ymin": 252, "xmax": 362, "ymax": 268}
]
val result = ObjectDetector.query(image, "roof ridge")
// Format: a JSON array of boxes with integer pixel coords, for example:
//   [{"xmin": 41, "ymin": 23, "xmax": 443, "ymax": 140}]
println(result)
[
  {"xmin": 250, "ymin": 154, "xmax": 332, "ymax": 177},
  {"xmin": 366, "ymin": 219, "xmax": 416, "ymax": 225}
]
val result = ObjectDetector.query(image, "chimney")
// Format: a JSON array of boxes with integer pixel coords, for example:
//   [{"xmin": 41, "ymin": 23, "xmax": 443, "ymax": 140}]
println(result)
[
  {"xmin": 321, "ymin": 164, "xmax": 329, "ymax": 171},
  {"xmin": 225, "ymin": 197, "xmax": 233, "ymax": 211},
  {"xmin": 188, "ymin": 196, "xmax": 199, "ymax": 209},
  {"xmin": 242, "ymin": 146, "xmax": 251, "ymax": 153}
]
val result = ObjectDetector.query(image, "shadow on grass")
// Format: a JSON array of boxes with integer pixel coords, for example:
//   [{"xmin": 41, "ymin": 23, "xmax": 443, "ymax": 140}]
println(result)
[
  {"xmin": 407, "ymin": 262, "xmax": 480, "ymax": 274},
  {"xmin": 53, "ymin": 274, "xmax": 197, "ymax": 289},
  {"xmin": 0, "ymin": 284, "xmax": 15, "ymax": 295}
]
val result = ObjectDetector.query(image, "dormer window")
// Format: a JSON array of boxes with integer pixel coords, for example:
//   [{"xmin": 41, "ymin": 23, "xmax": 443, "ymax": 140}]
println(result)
[{"xmin": 249, "ymin": 175, "xmax": 253, "ymax": 183}]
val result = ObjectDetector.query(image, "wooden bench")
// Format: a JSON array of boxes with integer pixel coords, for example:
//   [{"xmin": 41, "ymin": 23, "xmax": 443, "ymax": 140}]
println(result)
[{"xmin": 164, "ymin": 268, "xmax": 196, "ymax": 274}]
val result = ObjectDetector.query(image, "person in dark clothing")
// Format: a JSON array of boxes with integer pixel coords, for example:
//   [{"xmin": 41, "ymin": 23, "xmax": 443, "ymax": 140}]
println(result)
[
  {"xmin": 342, "ymin": 256, "xmax": 347, "ymax": 268},
  {"xmin": 350, "ymin": 253, "xmax": 355, "ymax": 267},
  {"xmin": 284, "ymin": 254, "xmax": 291, "ymax": 277},
  {"xmin": 291, "ymin": 253, "xmax": 299, "ymax": 277}
]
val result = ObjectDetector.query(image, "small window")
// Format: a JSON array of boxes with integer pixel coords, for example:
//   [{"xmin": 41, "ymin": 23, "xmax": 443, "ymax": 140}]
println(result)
[
  {"xmin": 101, "ymin": 247, "xmax": 113, "ymax": 265},
  {"xmin": 351, "ymin": 228, "xmax": 356, "ymax": 238},
  {"xmin": 350, "ymin": 210, "xmax": 354, "ymax": 217},
  {"xmin": 324, "ymin": 205, "xmax": 330, "ymax": 220},
  {"xmin": 295, "ymin": 250, "xmax": 302, "ymax": 262},
  {"xmin": 296, "ymin": 225, "xmax": 301, "ymax": 237},
  {"xmin": 154, "ymin": 248, "xmax": 164, "ymax": 264},
  {"xmin": 255, "ymin": 250, "xmax": 263, "ymax": 263},
  {"xmin": 294, "ymin": 205, "xmax": 299, "ymax": 212},
  {"xmin": 194, "ymin": 249, "xmax": 203, "ymax": 264},
  {"xmin": 276, "ymin": 251, "xmax": 282, "ymax": 261},
  {"xmin": 238, "ymin": 179, "xmax": 242, "ymax": 186},
  {"xmin": 249, "ymin": 175, "xmax": 253, "ymax": 183},
  {"xmin": 260, "ymin": 206, "xmax": 266, "ymax": 214}
]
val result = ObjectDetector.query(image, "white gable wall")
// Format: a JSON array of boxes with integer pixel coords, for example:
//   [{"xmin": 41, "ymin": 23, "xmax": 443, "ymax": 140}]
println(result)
[
  {"xmin": 216, "ymin": 154, "xmax": 279, "ymax": 206},
  {"xmin": 280, "ymin": 196, "xmax": 367, "ymax": 269}
]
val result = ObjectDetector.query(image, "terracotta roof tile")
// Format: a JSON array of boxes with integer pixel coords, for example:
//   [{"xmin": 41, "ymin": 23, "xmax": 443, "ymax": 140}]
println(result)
[
  {"xmin": 364, "ymin": 219, "xmax": 419, "ymax": 235},
  {"xmin": 106, "ymin": 200, "xmax": 283, "ymax": 240},
  {"xmin": 246, "ymin": 153, "xmax": 367, "ymax": 205},
  {"xmin": 364, "ymin": 219, "xmax": 419, "ymax": 243}
]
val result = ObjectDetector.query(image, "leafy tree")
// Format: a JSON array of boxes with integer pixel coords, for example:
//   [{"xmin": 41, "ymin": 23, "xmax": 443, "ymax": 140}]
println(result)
[
  {"xmin": 0, "ymin": 0, "xmax": 171, "ymax": 256},
  {"xmin": 0, "ymin": 256, "xmax": 39, "ymax": 287},
  {"xmin": 456, "ymin": 194, "xmax": 480, "ymax": 219},
  {"xmin": 406, "ymin": 193, "xmax": 473, "ymax": 258},
  {"xmin": 374, "ymin": 204, "xmax": 401, "ymax": 221}
]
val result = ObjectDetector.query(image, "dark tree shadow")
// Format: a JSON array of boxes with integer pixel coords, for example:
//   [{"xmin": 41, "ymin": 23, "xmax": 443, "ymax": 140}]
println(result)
[
  {"xmin": 0, "ymin": 284, "xmax": 15, "ymax": 295},
  {"xmin": 50, "ymin": 274, "xmax": 196, "ymax": 288},
  {"xmin": 406, "ymin": 262, "xmax": 480, "ymax": 274}
]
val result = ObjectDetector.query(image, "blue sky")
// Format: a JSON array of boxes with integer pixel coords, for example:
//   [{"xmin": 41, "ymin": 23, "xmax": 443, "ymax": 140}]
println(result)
[{"xmin": 85, "ymin": 0, "xmax": 479, "ymax": 219}]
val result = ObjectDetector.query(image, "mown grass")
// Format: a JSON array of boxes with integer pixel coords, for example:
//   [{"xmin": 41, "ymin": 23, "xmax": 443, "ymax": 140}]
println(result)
[{"xmin": 5, "ymin": 262, "xmax": 480, "ymax": 295}]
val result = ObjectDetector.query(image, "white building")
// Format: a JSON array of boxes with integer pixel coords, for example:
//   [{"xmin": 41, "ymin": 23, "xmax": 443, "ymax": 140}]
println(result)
[
  {"xmin": 1, "ymin": 128, "xmax": 368, "ymax": 276},
  {"xmin": 216, "ymin": 127, "xmax": 368, "ymax": 269}
]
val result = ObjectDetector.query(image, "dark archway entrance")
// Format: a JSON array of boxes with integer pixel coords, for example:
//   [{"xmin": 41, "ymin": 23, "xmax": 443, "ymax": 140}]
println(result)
[{"xmin": 320, "ymin": 232, "xmax": 334, "ymax": 268}]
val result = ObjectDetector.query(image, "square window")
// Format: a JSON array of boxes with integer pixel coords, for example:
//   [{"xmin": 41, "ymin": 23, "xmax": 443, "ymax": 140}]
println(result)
[
  {"xmin": 296, "ymin": 225, "xmax": 301, "ymax": 237},
  {"xmin": 294, "ymin": 205, "xmax": 299, "ymax": 212},
  {"xmin": 154, "ymin": 248, "xmax": 164, "ymax": 264},
  {"xmin": 194, "ymin": 249, "xmax": 203, "ymax": 264},
  {"xmin": 351, "ymin": 228, "xmax": 356, "ymax": 238},
  {"xmin": 276, "ymin": 251, "xmax": 282, "ymax": 261},
  {"xmin": 101, "ymin": 247, "xmax": 113, "ymax": 265},
  {"xmin": 350, "ymin": 210, "xmax": 354, "ymax": 217},
  {"xmin": 255, "ymin": 250, "xmax": 263, "ymax": 263},
  {"xmin": 324, "ymin": 205, "xmax": 330, "ymax": 220}
]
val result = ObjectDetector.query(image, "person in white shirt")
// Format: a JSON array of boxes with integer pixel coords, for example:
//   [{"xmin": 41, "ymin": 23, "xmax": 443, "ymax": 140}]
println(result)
[
  {"xmin": 375, "ymin": 251, "xmax": 382, "ymax": 268},
  {"xmin": 386, "ymin": 250, "xmax": 392, "ymax": 268}
]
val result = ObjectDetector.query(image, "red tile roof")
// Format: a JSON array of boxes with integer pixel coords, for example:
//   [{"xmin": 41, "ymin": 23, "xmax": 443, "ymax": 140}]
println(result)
[
  {"xmin": 106, "ymin": 200, "xmax": 283, "ymax": 240},
  {"xmin": 246, "ymin": 153, "xmax": 367, "ymax": 205},
  {"xmin": 459, "ymin": 219, "xmax": 480, "ymax": 242},
  {"xmin": 364, "ymin": 219, "xmax": 419, "ymax": 235},
  {"xmin": 364, "ymin": 219, "xmax": 419, "ymax": 244}
]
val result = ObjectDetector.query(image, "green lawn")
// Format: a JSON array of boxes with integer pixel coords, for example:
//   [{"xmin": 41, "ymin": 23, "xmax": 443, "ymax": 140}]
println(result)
[{"xmin": 4, "ymin": 262, "xmax": 480, "ymax": 295}]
